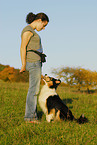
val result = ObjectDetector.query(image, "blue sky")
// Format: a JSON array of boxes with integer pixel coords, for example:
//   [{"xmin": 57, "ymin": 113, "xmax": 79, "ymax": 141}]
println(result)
[{"xmin": 0, "ymin": 0, "xmax": 97, "ymax": 76}]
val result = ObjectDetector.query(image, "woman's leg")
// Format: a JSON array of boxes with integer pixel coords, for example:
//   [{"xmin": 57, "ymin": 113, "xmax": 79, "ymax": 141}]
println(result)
[{"xmin": 24, "ymin": 61, "xmax": 41, "ymax": 121}]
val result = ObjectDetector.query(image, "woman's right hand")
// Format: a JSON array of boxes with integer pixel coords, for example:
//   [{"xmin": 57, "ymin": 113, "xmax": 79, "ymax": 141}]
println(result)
[{"xmin": 20, "ymin": 64, "xmax": 26, "ymax": 73}]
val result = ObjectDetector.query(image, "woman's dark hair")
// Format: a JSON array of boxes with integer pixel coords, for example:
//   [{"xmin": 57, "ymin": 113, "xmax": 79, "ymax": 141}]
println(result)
[{"xmin": 26, "ymin": 12, "xmax": 49, "ymax": 24}]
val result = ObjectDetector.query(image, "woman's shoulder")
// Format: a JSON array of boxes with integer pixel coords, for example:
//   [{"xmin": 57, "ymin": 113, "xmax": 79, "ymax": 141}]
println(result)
[{"xmin": 21, "ymin": 25, "xmax": 35, "ymax": 37}]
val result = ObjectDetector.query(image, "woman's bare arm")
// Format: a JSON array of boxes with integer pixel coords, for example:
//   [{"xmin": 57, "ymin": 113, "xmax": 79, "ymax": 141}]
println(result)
[{"xmin": 20, "ymin": 31, "xmax": 33, "ymax": 72}]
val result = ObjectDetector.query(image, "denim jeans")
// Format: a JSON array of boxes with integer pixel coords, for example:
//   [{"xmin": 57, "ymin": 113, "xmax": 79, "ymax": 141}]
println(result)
[{"xmin": 24, "ymin": 61, "xmax": 41, "ymax": 121}]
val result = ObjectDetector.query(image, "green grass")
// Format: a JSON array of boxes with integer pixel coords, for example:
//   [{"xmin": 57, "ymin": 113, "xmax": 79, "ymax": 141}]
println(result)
[{"xmin": 0, "ymin": 81, "xmax": 97, "ymax": 145}]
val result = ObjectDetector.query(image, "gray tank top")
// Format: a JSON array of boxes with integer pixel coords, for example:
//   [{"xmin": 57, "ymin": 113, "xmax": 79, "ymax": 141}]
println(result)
[{"xmin": 21, "ymin": 25, "xmax": 43, "ymax": 62}]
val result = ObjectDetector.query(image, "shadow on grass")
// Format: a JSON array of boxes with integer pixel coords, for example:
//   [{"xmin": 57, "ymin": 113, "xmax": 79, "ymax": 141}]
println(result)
[
  {"xmin": 62, "ymin": 98, "xmax": 78, "ymax": 104},
  {"xmin": 62, "ymin": 98, "xmax": 79, "ymax": 109},
  {"xmin": 81, "ymin": 89, "xmax": 97, "ymax": 94},
  {"xmin": 37, "ymin": 111, "xmax": 44, "ymax": 120},
  {"xmin": 62, "ymin": 98, "xmax": 73, "ymax": 104},
  {"xmin": 72, "ymin": 89, "xmax": 97, "ymax": 94}
]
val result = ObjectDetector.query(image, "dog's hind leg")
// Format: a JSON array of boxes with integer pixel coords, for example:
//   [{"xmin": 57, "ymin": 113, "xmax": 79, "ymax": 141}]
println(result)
[{"xmin": 55, "ymin": 110, "xmax": 61, "ymax": 121}]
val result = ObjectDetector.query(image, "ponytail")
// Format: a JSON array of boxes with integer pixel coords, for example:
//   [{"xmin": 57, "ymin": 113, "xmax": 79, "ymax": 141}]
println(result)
[
  {"xmin": 26, "ymin": 12, "xmax": 36, "ymax": 24},
  {"xmin": 26, "ymin": 12, "xmax": 49, "ymax": 24}
]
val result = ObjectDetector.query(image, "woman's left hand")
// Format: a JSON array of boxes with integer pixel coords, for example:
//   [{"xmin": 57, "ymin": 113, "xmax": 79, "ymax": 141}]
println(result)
[{"xmin": 20, "ymin": 64, "xmax": 26, "ymax": 73}]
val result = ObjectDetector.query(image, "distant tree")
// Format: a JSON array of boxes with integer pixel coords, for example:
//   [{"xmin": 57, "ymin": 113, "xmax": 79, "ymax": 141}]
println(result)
[
  {"xmin": 82, "ymin": 70, "xmax": 97, "ymax": 92},
  {"xmin": 0, "ymin": 64, "xmax": 9, "ymax": 71},
  {"xmin": 0, "ymin": 67, "xmax": 15, "ymax": 81},
  {"xmin": 72, "ymin": 68, "xmax": 85, "ymax": 90},
  {"xmin": 0, "ymin": 65, "xmax": 29, "ymax": 82},
  {"xmin": 92, "ymin": 71, "xmax": 97, "ymax": 87},
  {"xmin": 52, "ymin": 67, "xmax": 76, "ymax": 86},
  {"xmin": 52, "ymin": 67, "xmax": 97, "ymax": 92},
  {"xmin": 73, "ymin": 68, "xmax": 94, "ymax": 92},
  {"xmin": 13, "ymin": 69, "xmax": 29, "ymax": 82}
]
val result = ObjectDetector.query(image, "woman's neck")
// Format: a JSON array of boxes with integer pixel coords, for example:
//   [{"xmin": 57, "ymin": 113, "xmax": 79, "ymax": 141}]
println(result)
[{"xmin": 29, "ymin": 21, "xmax": 37, "ymax": 30}]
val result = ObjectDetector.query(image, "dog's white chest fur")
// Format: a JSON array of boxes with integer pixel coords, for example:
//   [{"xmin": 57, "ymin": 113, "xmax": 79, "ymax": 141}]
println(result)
[{"xmin": 39, "ymin": 85, "xmax": 57, "ymax": 114}]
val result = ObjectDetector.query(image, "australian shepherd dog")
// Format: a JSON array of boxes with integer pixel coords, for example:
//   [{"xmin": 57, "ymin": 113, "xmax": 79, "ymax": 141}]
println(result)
[{"xmin": 39, "ymin": 74, "xmax": 88, "ymax": 124}]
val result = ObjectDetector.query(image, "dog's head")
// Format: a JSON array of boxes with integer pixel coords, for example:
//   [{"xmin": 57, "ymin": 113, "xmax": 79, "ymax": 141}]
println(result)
[{"xmin": 43, "ymin": 74, "xmax": 61, "ymax": 89}]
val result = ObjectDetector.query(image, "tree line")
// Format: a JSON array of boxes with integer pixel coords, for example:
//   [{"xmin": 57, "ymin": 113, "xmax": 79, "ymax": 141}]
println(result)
[
  {"xmin": 52, "ymin": 67, "xmax": 97, "ymax": 92},
  {"xmin": 1, "ymin": 64, "xmax": 97, "ymax": 92},
  {"xmin": 0, "ymin": 64, "xmax": 29, "ymax": 82}
]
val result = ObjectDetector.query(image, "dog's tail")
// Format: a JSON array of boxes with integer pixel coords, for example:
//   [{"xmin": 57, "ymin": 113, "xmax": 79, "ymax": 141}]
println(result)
[{"xmin": 74, "ymin": 114, "xmax": 88, "ymax": 124}]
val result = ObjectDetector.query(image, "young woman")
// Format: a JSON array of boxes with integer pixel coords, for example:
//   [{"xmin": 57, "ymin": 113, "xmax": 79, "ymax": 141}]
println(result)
[{"xmin": 20, "ymin": 12, "xmax": 49, "ymax": 123}]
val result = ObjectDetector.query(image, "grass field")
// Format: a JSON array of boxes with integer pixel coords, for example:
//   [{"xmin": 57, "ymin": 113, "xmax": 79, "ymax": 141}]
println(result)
[{"xmin": 0, "ymin": 80, "xmax": 97, "ymax": 145}]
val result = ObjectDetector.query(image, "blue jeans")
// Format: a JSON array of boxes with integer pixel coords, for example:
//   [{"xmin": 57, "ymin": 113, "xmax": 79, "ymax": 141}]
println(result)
[{"xmin": 24, "ymin": 61, "xmax": 41, "ymax": 121}]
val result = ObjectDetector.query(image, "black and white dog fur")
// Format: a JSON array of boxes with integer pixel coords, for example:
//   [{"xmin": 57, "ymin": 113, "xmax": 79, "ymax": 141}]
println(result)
[{"xmin": 39, "ymin": 74, "xmax": 88, "ymax": 124}]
